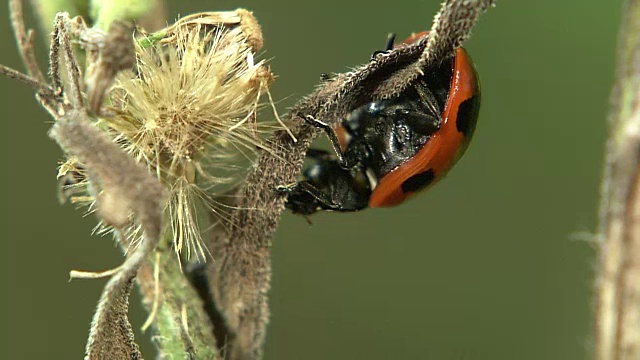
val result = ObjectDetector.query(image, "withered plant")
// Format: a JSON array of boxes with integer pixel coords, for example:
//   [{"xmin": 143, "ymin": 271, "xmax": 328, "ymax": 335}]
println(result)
[{"xmin": 1, "ymin": 0, "xmax": 497, "ymax": 359}]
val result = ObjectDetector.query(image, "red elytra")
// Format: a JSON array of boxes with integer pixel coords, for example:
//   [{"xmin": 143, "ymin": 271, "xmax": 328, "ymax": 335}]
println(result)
[
  {"xmin": 369, "ymin": 46, "xmax": 480, "ymax": 207},
  {"xmin": 284, "ymin": 31, "xmax": 481, "ymax": 215}
]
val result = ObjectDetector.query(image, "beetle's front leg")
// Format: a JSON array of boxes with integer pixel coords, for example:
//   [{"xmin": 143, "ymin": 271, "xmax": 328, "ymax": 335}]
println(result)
[
  {"xmin": 301, "ymin": 115, "xmax": 359, "ymax": 169},
  {"xmin": 277, "ymin": 181, "xmax": 341, "ymax": 215}
]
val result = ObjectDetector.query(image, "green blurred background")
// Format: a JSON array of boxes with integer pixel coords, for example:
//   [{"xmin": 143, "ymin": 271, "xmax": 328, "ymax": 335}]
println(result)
[{"xmin": 0, "ymin": 0, "xmax": 619, "ymax": 359}]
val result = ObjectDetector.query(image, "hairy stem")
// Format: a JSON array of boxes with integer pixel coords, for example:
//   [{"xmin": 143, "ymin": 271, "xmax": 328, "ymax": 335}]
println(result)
[
  {"xmin": 137, "ymin": 247, "xmax": 217, "ymax": 359},
  {"xmin": 595, "ymin": 0, "xmax": 640, "ymax": 359},
  {"xmin": 206, "ymin": 1, "xmax": 495, "ymax": 358}
]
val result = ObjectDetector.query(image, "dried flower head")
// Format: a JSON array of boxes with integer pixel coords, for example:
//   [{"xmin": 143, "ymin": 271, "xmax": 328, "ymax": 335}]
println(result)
[{"xmin": 60, "ymin": 11, "xmax": 284, "ymax": 262}]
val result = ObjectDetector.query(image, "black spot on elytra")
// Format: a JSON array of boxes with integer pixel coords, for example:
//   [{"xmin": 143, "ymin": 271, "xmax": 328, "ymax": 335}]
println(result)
[
  {"xmin": 401, "ymin": 169, "xmax": 435, "ymax": 193},
  {"xmin": 455, "ymin": 95, "xmax": 480, "ymax": 137}
]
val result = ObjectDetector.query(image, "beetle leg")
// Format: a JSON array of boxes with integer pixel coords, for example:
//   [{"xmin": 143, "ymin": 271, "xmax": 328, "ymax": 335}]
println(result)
[
  {"xmin": 370, "ymin": 33, "xmax": 397, "ymax": 60},
  {"xmin": 297, "ymin": 182, "xmax": 343, "ymax": 210},
  {"xmin": 275, "ymin": 183, "xmax": 297, "ymax": 193},
  {"xmin": 302, "ymin": 115, "xmax": 358, "ymax": 168},
  {"xmin": 319, "ymin": 72, "xmax": 334, "ymax": 82},
  {"xmin": 276, "ymin": 181, "xmax": 340, "ymax": 210},
  {"xmin": 384, "ymin": 33, "xmax": 396, "ymax": 51},
  {"xmin": 279, "ymin": 181, "xmax": 342, "ymax": 215}
]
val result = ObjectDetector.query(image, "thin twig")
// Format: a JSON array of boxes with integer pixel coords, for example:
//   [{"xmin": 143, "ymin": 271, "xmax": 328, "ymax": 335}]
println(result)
[
  {"xmin": 9, "ymin": 0, "xmax": 46, "ymax": 83},
  {"xmin": 0, "ymin": 63, "xmax": 54, "ymax": 96},
  {"xmin": 0, "ymin": 64, "xmax": 60, "ymax": 116},
  {"xmin": 595, "ymin": 0, "xmax": 640, "ymax": 359}
]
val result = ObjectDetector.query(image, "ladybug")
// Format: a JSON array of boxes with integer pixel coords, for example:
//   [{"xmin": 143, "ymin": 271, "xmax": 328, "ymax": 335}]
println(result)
[{"xmin": 281, "ymin": 31, "xmax": 481, "ymax": 215}]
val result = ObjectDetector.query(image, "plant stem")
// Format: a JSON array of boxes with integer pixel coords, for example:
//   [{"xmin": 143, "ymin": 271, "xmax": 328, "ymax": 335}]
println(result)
[{"xmin": 595, "ymin": 0, "xmax": 640, "ymax": 359}]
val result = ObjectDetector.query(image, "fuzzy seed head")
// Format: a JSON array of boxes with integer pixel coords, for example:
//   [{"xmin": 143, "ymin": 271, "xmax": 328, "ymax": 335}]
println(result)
[
  {"xmin": 61, "ymin": 12, "xmax": 282, "ymax": 262},
  {"xmin": 109, "ymin": 18, "xmax": 273, "ymax": 171}
]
